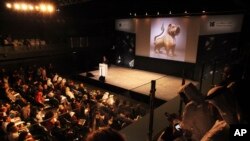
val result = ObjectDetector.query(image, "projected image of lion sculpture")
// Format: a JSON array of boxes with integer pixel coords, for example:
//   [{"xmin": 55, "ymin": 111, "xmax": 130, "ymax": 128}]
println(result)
[{"xmin": 154, "ymin": 23, "xmax": 180, "ymax": 56}]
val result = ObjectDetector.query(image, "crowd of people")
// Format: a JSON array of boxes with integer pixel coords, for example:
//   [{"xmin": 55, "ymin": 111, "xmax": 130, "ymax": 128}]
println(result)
[
  {"xmin": 1, "ymin": 60, "xmax": 247, "ymax": 141},
  {"xmin": 1, "ymin": 34, "xmax": 47, "ymax": 51},
  {"xmin": 0, "ymin": 64, "xmax": 146, "ymax": 141}
]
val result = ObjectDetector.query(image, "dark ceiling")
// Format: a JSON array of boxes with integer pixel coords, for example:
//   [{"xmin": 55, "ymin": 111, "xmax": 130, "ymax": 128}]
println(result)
[
  {"xmin": 0, "ymin": 0, "xmax": 248, "ymax": 18},
  {"xmin": 57, "ymin": 0, "xmax": 248, "ymax": 18}
]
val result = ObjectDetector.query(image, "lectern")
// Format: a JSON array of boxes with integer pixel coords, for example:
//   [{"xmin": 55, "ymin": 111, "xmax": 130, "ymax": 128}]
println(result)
[{"xmin": 99, "ymin": 63, "xmax": 108, "ymax": 82}]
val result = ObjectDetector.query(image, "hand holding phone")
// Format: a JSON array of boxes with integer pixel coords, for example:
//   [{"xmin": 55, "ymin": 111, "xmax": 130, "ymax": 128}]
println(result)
[{"xmin": 175, "ymin": 123, "xmax": 182, "ymax": 131}]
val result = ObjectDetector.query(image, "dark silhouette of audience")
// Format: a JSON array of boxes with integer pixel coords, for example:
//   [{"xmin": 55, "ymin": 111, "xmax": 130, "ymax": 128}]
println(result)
[{"xmin": 86, "ymin": 127, "xmax": 126, "ymax": 141}]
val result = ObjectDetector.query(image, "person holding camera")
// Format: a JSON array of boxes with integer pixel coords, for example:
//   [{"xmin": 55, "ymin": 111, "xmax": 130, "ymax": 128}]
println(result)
[{"xmin": 160, "ymin": 113, "xmax": 184, "ymax": 141}]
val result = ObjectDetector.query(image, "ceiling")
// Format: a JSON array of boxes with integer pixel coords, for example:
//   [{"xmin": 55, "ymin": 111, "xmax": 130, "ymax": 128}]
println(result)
[
  {"xmin": 0, "ymin": 0, "xmax": 248, "ymax": 18},
  {"xmin": 55, "ymin": 0, "xmax": 92, "ymax": 6},
  {"xmin": 56, "ymin": 0, "xmax": 248, "ymax": 18}
]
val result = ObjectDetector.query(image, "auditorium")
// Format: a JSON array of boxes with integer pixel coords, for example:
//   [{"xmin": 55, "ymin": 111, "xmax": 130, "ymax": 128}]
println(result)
[{"xmin": 0, "ymin": 0, "xmax": 249, "ymax": 141}]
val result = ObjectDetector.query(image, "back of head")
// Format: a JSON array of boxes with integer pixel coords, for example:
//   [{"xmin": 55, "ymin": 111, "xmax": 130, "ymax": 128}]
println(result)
[
  {"xmin": 221, "ymin": 63, "xmax": 243, "ymax": 86},
  {"xmin": 86, "ymin": 127, "xmax": 125, "ymax": 141}
]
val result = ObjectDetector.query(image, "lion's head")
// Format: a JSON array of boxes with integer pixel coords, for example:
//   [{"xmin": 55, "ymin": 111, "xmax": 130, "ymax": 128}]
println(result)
[{"xmin": 167, "ymin": 24, "xmax": 180, "ymax": 36}]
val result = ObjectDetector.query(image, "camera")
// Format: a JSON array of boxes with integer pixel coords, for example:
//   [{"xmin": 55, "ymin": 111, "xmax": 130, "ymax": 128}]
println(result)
[
  {"xmin": 164, "ymin": 112, "xmax": 170, "ymax": 118},
  {"xmin": 164, "ymin": 112, "xmax": 178, "ymax": 121}
]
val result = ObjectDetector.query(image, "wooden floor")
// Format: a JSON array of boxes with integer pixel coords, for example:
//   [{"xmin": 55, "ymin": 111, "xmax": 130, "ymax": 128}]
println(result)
[{"xmin": 79, "ymin": 65, "xmax": 198, "ymax": 101}]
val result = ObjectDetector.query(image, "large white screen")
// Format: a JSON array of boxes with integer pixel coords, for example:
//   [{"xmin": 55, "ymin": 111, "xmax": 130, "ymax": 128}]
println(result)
[{"xmin": 115, "ymin": 14, "xmax": 243, "ymax": 64}]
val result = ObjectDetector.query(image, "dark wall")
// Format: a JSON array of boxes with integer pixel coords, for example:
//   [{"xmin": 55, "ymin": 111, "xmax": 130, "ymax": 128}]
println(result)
[
  {"xmin": 0, "ymin": 52, "xmax": 71, "ymax": 73},
  {"xmin": 134, "ymin": 56, "xmax": 196, "ymax": 79},
  {"xmin": 0, "ymin": 47, "xmax": 103, "ymax": 76},
  {"xmin": 111, "ymin": 31, "xmax": 135, "ymax": 68},
  {"xmin": 0, "ymin": 6, "xmax": 114, "ymax": 75},
  {"xmin": 0, "ymin": 12, "xmax": 69, "ymax": 46}
]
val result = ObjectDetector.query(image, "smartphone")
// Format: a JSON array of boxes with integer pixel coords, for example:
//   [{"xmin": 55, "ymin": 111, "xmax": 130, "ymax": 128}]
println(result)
[{"xmin": 175, "ymin": 123, "xmax": 181, "ymax": 131}]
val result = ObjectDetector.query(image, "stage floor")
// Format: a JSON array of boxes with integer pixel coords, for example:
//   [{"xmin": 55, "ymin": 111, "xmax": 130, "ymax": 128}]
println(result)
[{"xmin": 79, "ymin": 65, "xmax": 198, "ymax": 101}]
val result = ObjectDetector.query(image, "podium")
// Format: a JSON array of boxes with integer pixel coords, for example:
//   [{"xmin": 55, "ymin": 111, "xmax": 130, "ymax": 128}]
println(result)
[{"xmin": 99, "ymin": 63, "xmax": 108, "ymax": 77}]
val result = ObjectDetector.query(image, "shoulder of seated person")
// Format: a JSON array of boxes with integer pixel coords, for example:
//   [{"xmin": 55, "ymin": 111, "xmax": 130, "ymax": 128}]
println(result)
[
  {"xmin": 207, "ymin": 86, "xmax": 224, "ymax": 96},
  {"xmin": 178, "ymin": 83, "xmax": 194, "ymax": 93},
  {"xmin": 184, "ymin": 101, "xmax": 199, "ymax": 108},
  {"xmin": 227, "ymin": 82, "xmax": 236, "ymax": 89}
]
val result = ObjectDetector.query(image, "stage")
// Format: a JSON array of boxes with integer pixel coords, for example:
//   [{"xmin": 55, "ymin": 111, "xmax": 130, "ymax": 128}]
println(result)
[{"xmin": 79, "ymin": 65, "xmax": 198, "ymax": 101}]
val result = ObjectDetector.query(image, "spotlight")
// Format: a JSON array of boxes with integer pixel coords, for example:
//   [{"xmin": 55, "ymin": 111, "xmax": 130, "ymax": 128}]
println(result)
[
  {"xmin": 6, "ymin": 3, "xmax": 12, "ymax": 9},
  {"xmin": 21, "ymin": 3, "xmax": 28, "ymax": 11},
  {"xmin": 169, "ymin": 11, "xmax": 172, "ymax": 14},
  {"xmin": 157, "ymin": 12, "xmax": 160, "ymax": 15},
  {"xmin": 40, "ymin": 4, "xmax": 47, "ymax": 12},
  {"xmin": 35, "ymin": 6, "xmax": 40, "ymax": 11},
  {"xmin": 134, "ymin": 13, "xmax": 136, "ymax": 16},
  {"xmin": 28, "ymin": 5, "xmax": 34, "ymax": 11},
  {"xmin": 47, "ymin": 5, "xmax": 54, "ymax": 13},
  {"xmin": 202, "ymin": 10, "xmax": 206, "ymax": 13},
  {"xmin": 184, "ymin": 10, "xmax": 188, "ymax": 14},
  {"xmin": 6, "ymin": 2, "xmax": 56, "ymax": 14},
  {"xmin": 14, "ymin": 3, "xmax": 21, "ymax": 10},
  {"xmin": 129, "ymin": 12, "xmax": 132, "ymax": 16},
  {"xmin": 145, "ymin": 12, "xmax": 148, "ymax": 16}
]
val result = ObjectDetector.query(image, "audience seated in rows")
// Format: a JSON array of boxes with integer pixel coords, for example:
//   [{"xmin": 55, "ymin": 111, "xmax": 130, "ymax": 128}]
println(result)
[{"xmin": 0, "ymin": 64, "xmax": 146, "ymax": 141}]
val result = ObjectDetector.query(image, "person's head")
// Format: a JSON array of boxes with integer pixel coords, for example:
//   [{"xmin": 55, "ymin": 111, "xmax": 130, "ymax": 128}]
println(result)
[
  {"xmin": 86, "ymin": 127, "xmax": 125, "ymax": 141},
  {"xmin": 79, "ymin": 83, "xmax": 84, "ymax": 88},
  {"xmin": 222, "ymin": 63, "xmax": 243, "ymax": 82},
  {"xmin": 24, "ymin": 102, "xmax": 30, "ymax": 108},
  {"xmin": 43, "ymin": 84, "xmax": 48, "ymax": 89},
  {"xmin": 65, "ymin": 86, "xmax": 70, "ymax": 92},
  {"xmin": 54, "ymin": 121, "xmax": 61, "ymax": 127},
  {"xmin": 38, "ymin": 84, "xmax": 43, "ymax": 91},
  {"xmin": 18, "ymin": 131, "xmax": 34, "ymax": 141}
]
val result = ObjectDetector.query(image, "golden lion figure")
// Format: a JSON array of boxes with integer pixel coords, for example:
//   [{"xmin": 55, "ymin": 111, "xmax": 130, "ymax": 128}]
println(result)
[{"xmin": 154, "ymin": 23, "xmax": 180, "ymax": 56}]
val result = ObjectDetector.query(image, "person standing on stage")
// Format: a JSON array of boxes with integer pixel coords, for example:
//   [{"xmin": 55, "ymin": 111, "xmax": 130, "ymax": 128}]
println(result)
[
  {"xmin": 102, "ymin": 56, "xmax": 108, "ymax": 64},
  {"xmin": 102, "ymin": 55, "xmax": 110, "ymax": 67}
]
